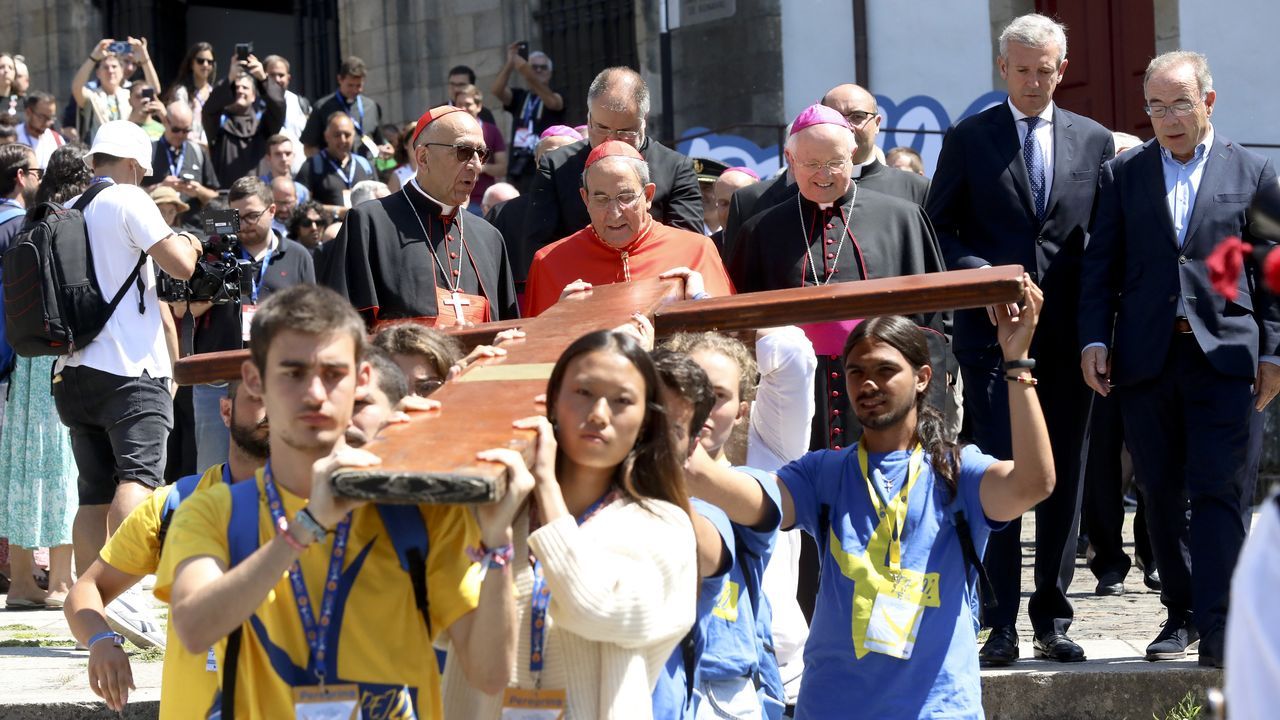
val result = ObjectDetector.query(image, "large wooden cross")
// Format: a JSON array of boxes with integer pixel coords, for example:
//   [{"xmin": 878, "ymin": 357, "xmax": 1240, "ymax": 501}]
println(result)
[{"xmin": 174, "ymin": 266, "xmax": 1025, "ymax": 503}]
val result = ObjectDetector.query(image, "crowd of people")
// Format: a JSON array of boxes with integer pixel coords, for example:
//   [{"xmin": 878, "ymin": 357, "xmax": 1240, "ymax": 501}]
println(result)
[{"xmin": 0, "ymin": 10, "xmax": 1275, "ymax": 720}]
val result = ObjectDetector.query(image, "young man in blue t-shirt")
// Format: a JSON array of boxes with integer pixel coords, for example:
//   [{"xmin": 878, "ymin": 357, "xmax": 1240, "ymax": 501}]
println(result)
[{"xmin": 690, "ymin": 274, "xmax": 1055, "ymax": 719}]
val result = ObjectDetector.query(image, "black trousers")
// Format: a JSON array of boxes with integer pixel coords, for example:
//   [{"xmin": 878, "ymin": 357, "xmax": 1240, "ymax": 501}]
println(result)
[
  {"xmin": 1117, "ymin": 333, "xmax": 1254, "ymax": 639},
  {"xmin": 961, "ymin": 344, "xmax": 1090, "ymax": 635},
  {"xmin": 1081, "ymin": 392, "xmax": 1154, "ymax": 580}
]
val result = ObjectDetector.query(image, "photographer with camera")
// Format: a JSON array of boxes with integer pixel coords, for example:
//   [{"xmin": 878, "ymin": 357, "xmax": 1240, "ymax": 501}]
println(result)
[
  {"xmin": 50, "ymin": 120, "xmax": 203, "ymax": 575},
  {"xmin": 72, "ymin": 37, "xmax": 161, "ymax": 142},
  {"xmin": 170, "ymin": 175, "xmax": 313, "ymax": 472},
  {"xmin": 126, "ymin": 82, "xmax": 165, "ymax": 141},
  {"xmin": 202, "ymin": 48, "xmax": 285, "ymax": 189}
]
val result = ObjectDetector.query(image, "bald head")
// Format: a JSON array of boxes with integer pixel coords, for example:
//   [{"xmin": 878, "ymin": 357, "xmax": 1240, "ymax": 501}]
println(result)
[
  {"xmin": 821, "ymin": 83, "xmax": 880, "ymax": 164},
  {"xmin": 324, "ymin": 112, "xmax": 356, "ymax": 159},
  {"xmin": 164, "ymin": 102, "xmax": 194, "ymax": 146},
  {"xmin": 586, "ymin": 67, "xmax": 649, "ymax": 149},
  {"xmin": 270, "ymin": 176, "xmax": 297, "ymax": 221},
  {"xmin": 712, "ymin": 170, "xmax": 759, "ymax": 230},
  {"xmin": 482, "ymin": 182, "xmax": 519, "ymax": 215}
]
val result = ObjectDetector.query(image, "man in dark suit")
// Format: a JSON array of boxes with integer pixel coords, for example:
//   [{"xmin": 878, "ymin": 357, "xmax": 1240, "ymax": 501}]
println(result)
[
  {"xmin": 1079, "ymin": 50, "xmax": 1279, "ymax": 668},
  {"xmin": 927, "ymin": 13, "xmax": 1114, "ymax": 665},
  {"xmin": 520, "ymin": 66, "xmax": 703, "ymax": 259}
]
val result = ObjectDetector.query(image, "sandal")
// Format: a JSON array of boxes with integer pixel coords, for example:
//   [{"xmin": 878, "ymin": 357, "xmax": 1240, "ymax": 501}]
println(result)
[{"xmin": 4, "ymin": 597, "xmax": 47, "ymax": 610}]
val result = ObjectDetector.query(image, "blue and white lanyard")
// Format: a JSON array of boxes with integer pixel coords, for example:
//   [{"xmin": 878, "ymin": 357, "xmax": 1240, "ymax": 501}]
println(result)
[
  {"xmin": 239, "ymin": 245, "xmax": 274, "ymax": 304},
  {"xmin": 335, "ymin": 92, "xmax": 365, "ymax": 136},
  {"xmin": 263, "ymin": 462, "xmax": 353, "ymax": 685},
  {"xmin": 323, "ymin": 150, "xmax": 357, "ymax": 188},
  {"xmin": 166, "ymin": 143, "xmax": 186, "ymax": 178},
  {"xmin": 529, "ymin": 489, "xmax": 616, "ymax": 682}
]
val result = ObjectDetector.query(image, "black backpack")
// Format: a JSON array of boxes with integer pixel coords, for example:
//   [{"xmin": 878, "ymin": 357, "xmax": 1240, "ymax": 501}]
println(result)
[{"xmin": 2, "ymin": 182, "xmax": 145, "ymax": 357}]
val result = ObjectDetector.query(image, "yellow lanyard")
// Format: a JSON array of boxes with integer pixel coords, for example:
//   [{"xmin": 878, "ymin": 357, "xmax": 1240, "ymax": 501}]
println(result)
[{"xmin": 858, "ymin": 443, "xmax": 924, "ymax": 574}]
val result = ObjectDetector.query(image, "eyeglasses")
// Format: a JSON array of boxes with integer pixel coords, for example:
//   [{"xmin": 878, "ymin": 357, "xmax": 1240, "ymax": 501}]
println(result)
[
  {"xmin": 414, "ymin": 378, "xmax": 445, "ymax": 397},
  {"xmin": 425, "ymin": 142, "xmax": 490, "ymax": 164},
  {"xmin": 27, "ymin": 111, "xmax": 53, "ymax": 123},
  {"xmin": 241, "ymin": 209, "xmax": 269, "ymax": 224},
  {"xmin": 843, "ymin": 110, "xmax": 878, "ymax": 127},
  {"xmin": 589, "ymin": 121, "xmax": 642, "ymax": 143},
  {"xmin": 19, "ymin": 167, "xmax": 43, "ymax": 179},
  {"xmin": 1143, "ymin": 101, "xmax": 1198, "ymax": 118},
  {"xmin": 530, "ymin": 64, "xmax": 551, "ymax": 72},
  {"xmin": 797, "ymin": 158, "xmax": 850, "ymax": 174},
  {"xmin": 194, "ymin": 57, "xmax": 215, "ymax": 66},
  {"xmin": 169, "ymin": 126, "xmax": 192, "ymax": 134},
  {"xmin": 588, "ymin": 191, "xmax": 643, "ymax": 210}
]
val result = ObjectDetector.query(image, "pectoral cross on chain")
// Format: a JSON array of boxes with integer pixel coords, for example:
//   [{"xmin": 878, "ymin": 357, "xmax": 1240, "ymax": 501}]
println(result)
[{"xmin": 443, "ymin": 291, "xmax": 471, "ymax": 324}]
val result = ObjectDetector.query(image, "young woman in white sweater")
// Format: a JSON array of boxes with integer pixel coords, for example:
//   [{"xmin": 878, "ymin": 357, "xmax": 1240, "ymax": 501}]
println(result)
[{"xmin": 443, "ymin": 329, "xmax": 699, "ymax": 719}]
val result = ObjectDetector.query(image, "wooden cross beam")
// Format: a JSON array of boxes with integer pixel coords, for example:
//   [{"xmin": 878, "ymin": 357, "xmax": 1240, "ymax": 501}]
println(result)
[{"xmin": 324, "ymin": 265, "xmax": 1027, "ymax": 504}]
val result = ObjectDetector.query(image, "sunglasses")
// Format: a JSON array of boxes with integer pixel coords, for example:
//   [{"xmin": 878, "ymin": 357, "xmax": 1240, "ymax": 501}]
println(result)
[
  {"xmin": 194, "ymin": 57, "xmax": 215, "ymax": 66},
  {"xmin": 425, "ymin": 142, "xmax": 491, "ymax": 164},
  {"xmin": 530, "ymin": 64, "xmax": 551, "ymax": 72},
  {"xmin": 299, "ymin": 217, "xmax": 327, "ymax": 228}
]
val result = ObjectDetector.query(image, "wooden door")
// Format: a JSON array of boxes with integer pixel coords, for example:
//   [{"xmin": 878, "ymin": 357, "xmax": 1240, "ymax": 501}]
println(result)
[{"xmin": 1037, "ymin": 0, "xmax": 1155, "ymax": 138}]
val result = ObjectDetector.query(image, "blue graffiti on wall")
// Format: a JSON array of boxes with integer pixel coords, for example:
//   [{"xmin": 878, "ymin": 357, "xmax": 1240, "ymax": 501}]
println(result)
[{"xmin": 677, "ymin": 90, "xmax": 1007, "ymax": 177}]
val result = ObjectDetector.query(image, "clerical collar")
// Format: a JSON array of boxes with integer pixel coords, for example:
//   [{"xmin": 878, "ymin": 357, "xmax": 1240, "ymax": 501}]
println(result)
[
  {"xmin": 849, "ymin": 156, "xmax": 878, "ymax": 179},
  {"xmin": 1007, "ymin": 98, "xmax": 1055, "ymax": 126},
  {"xmin": 591, "ymin": 216, "xmax": 655, "ymax": 256},
  {"xmin": 408, "ymin": 178, "xmax": 457, "ymax": 215}
]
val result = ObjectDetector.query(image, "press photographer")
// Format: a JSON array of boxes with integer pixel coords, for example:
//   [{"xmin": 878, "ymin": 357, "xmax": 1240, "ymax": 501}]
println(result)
[
  {"xmin": 49, "ymin": 120, "xmax": 202, "ymax": 577},
  {"xmin": 168, "ymin": 175, "xmax": 313, "ymax": 471}
]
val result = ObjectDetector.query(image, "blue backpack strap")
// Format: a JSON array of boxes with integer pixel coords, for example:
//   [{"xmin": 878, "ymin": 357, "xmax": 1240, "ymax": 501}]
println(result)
[
  {"xmin": 376, "ymin": 504, "xmax": 432, "ymax": 638},
  {"xmin": 218, "ymin": 478, "xmax": 262, "ymax": 720},
  {"xmin": 354, "ymin": 155, "xmax": 373, "ymax": 176},
  {"xmin": 0, "ymin": 206, "xmax": 25, "ymax": 226},
  {"xmin": 157, "ymin": 472, "xmax": 208, "ymax": 550}
]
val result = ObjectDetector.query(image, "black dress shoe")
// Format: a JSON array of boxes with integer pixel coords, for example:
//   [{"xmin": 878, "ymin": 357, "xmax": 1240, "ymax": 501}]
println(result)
[
  {"xmin": 979, "ymin": 625, "xmax": 1019, "ymax": 667},
  {"xmin": 1033, "ymin": 632, "xmax": 1087, "ymax": 662},
  {"xmin": 1197, "ymin": 631, "xmax": 1224, "ymax": 668},
  {"xmin": 1095, "ymin": 571, "xmax": 1126, "ymax": 596},
  {"xmin": 1143, "ymin": 569, "xmax": 1162, "ymax": 592},
  {"xmin": 1146, "ymin": 617, "xmax": 1199, "ymax": 661}
]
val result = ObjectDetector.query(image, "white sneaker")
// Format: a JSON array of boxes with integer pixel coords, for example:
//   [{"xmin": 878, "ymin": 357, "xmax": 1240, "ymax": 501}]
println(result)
[{"xmin": 105, "ymin": 589, "xmax": 166, "ymax": 649}]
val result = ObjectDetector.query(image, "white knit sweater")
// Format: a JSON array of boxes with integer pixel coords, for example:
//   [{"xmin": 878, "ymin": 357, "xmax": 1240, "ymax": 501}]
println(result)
[{"xmin": 442, "ymin": 496, "xmax": 697, "ymax": 719}]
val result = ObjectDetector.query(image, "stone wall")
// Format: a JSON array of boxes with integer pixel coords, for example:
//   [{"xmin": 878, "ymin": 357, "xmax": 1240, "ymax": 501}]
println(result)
[
  {"xmin": 0, "ymin": 0, "xmax": 103, "ymax": 121},
  {"xmin": 336, "ymin": 0, "xmax": 539, "ymax": 135}
]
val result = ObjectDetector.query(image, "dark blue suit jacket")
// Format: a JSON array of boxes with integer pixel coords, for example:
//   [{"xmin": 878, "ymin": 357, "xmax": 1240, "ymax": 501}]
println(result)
[
  {"xmin": 927, "ymin": 101, "xmax": 1114, "ymax": 356},
  {"xmin": 1079, "ymin": 135, "xmax": 1279, "ymax": 385}
]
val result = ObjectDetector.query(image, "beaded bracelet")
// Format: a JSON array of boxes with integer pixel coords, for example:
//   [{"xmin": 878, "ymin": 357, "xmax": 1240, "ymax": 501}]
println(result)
[
  {"xmin": 466, "ymin": 543, "xmax": 515, "ymax": 569},
  {"xmin": 275, "ymin": 516, "xmax": 310, "ymax": 552},
  {"xmin": 1005, "ymin": 373, "xmax": 1039, "ymax": 386}
]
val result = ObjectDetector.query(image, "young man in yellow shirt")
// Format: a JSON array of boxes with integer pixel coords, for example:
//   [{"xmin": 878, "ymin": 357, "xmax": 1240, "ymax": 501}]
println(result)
[
  {"xmin": 64, "ymin": 380, "xmax": 270, "ymax": 715},
  {"xmin": 157, "ymin": 284, "xmax": 527, "ymax": 719}
]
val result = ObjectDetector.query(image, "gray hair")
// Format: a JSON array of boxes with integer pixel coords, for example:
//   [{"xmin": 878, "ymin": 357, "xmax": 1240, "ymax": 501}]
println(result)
[
  {"xmin": 350, "ymin": 180, "xmax": 390, "ymax": 207},
  {"xmin": 581, "ymin": 155, "xmax": 651, "ymax": 191},
  {"xmin": 999, "ymin": 13, "xmax": 1068, "ymax": 65},
  {"xmin": 529, "ymin": 51, "xmax": 553, "ymax": 72},
  {"xmin": 1144, "ymin": 51, "xmax": 1213, "ymax": 98},
  {"xmin": 587, "ymin": 67, "xmax": 650, "ymax": 118}
]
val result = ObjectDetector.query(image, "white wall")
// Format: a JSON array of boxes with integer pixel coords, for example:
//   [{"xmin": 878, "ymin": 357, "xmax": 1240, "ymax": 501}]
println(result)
[
  {"xmin": 864, "ymin": 0, "xmax": 998, "ymax": 172},
  {"xmin": 780, "ymin": 0, "xmax": 857, "ymax": 121},
  {"xmin": 1177, "ymin": 0, "xmax": 1280, "ymax": 165}
]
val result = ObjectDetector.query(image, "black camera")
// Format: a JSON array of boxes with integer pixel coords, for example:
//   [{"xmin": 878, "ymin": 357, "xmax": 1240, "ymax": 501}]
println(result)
[{"xmin": 157, "ymin": 209, "xmax": 251, "ymax": 305}]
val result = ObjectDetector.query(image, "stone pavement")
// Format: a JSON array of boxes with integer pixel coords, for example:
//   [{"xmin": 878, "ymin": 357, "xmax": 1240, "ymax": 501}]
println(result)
[{"xmin": 0, "ymin": 508, "xmax": 1239, "ymax": 718}]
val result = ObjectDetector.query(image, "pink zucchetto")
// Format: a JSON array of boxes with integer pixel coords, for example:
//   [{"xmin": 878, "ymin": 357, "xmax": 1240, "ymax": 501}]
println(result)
[{"xmin": 788, "ymin": 104, "xmax": 851, "ymax": 136}]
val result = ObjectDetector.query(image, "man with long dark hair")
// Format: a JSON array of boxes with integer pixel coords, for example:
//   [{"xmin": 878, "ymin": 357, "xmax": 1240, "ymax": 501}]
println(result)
[{"xmin": 688, "ymin": 274, "xmax": 1056, "ymax": 718}]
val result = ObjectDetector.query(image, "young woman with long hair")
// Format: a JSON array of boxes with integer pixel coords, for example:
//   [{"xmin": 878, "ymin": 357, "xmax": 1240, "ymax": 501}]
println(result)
[
  {"xmin": 165, "ymin": 42, "xmax": 216, "ymax": 147},
  {"xmin": 443, "ymin": 330, "xmax": 698, "ymax": 719}
]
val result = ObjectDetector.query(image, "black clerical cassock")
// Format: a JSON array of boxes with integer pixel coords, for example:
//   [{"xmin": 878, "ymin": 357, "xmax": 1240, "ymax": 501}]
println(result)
[
  {"xmin": 322, "ymin": 180, "xmax": 519, "ymax": 326},
  {"xmin": 729, "ymin": 183, "xmax": 948, "ymax": 452}
]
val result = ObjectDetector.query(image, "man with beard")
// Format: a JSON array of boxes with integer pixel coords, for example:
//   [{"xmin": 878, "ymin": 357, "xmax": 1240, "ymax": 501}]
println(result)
[
  {"xmin": 322, "ymin": 105, "xmax": 518, "ymax": 328},
  {"xmin": 0, "ymin": 144, "xmax": 41, "ymax": 418},
  {"xmin": 63, "ymin": 380, "xmax": 269, "ymax": 714}
]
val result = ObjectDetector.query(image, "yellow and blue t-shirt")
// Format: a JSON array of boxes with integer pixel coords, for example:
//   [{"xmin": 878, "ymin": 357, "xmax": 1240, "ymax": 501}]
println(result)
[
  {"xmin": 779, "ymin": 444, "xmax": 998, "ymax": 720},
  {"xmin": 154, "ymin": 467, "xmax": 482, "ymax": 720}
]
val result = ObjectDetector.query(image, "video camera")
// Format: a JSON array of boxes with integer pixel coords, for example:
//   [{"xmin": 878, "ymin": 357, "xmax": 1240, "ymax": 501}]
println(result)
[{"xmin": 156, "ymin": 209, "xmax": 252, "ymax": 304}]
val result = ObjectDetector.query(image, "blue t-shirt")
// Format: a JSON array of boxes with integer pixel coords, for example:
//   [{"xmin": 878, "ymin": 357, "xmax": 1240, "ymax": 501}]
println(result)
[
  {"xmin": 699, "ymin": 467, "xmax": 782, "ymax": 683},
  {"xmin": 652, "ymin": 498, "xmax": 735, "ymax": 719},
  {"xmin": 0, "ymin": 207, "xmax": 28, "ymax": 375},
  {"xmin": 781, "ymin": 444, "xmax": 998, "ymax": 720}
]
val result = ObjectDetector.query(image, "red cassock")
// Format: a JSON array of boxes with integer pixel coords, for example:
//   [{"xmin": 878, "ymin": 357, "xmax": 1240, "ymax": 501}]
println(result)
[{"xmin": 523, "ymin": 220, "xmax": 736, "ymax": 316}]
